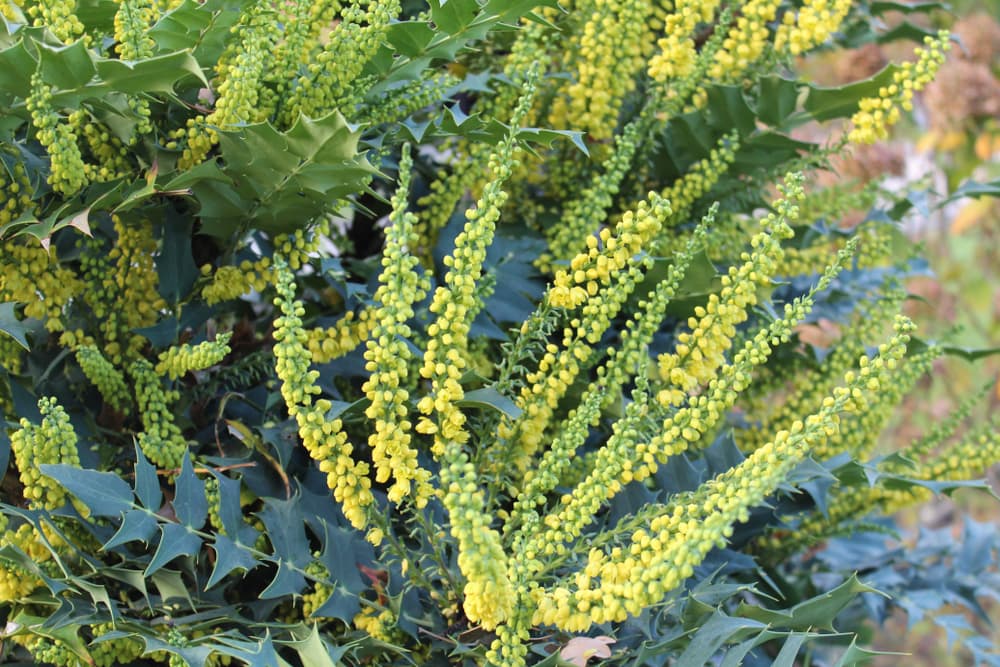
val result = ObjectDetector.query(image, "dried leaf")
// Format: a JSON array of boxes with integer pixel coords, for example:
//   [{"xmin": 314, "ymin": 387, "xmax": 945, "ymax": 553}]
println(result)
[{"xmin": 559, "ymin": 636, "xmax": 615, "ymax": 667}]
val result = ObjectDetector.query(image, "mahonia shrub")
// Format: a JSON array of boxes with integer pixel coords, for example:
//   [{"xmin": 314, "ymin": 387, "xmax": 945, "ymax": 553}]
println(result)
[{"xmin": 0, "ymin": 0, "xmax": 997, "ymax": 665}]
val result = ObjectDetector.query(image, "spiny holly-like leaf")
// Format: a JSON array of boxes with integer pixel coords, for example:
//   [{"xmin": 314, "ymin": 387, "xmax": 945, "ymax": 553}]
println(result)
[
  {"xmin": 102, "ymin": 509, "xmax": 158, "ymax": 550},
  {"xmin": 191, "ymin": 112, "xmax": 376, "ymax": 237},
  {"xmin": 736, "ymin": 575, "xmax": 884, "ymax": 631},
  {"xmin": 145, "ymin": 523, "xmax": 202, "ymax": 576},
  {"xmin": 0, "ymin": 302, "xmax": 29, "ymax": 349},
  {"xmin": 207, "ymin": 534, "xmax": 259, "ymax": 590},
  {"xmin": 39, "ymin": 464, "xmax": 134, "ymax": 517},
  {"xmin": 133, "ymin": 441, "xmax": 162, "ymax": 511},
  {"xmin": 804, "ymin": 65, "xmax": 901, "ymax": 121},
  {"xmin": 173, "ymin": 453, "xmax": 207, "ymax": 529}
]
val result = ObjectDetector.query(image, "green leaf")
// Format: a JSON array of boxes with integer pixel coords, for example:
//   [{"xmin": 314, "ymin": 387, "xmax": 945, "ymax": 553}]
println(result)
[
  {"xmin": 943, "ymin": 178, "xmax": 1000, "ymax": 204},
  {"xmin": 0, "ymin": 39, "xmax": 37, "ymax": 99},
  {"xmin": 133, "ymin": 440, "xmax": 162, "ymax": 511},
  {"xmin": 456, "ymin": 386, "xmax": 523, "ymax": 419},
  {"xmin": 196, "ymin": 112, "xmax": 375, "ymax": 236},
  {"xmin": 288, "ymin": 624, "xmax": 348, "ymax": 667},
  {"xmin": 37, "ymin": 40, "xmax": 96, "ymax": 90},
  {"xmin": 430, "ymin": 0, "xmax": 478, "ymax": 34},
  {"xmin": 102, "ymin": 508, "xmax": 158, "ymax": 550},
  {"xmin": 145, "ymin": 523, "xmax": 202, "ymax": 576},
  {"xmin": 386, "ymin": 21, "xmax": 436, "ymax": 57},
  {"xmin": 148, "ymin": 0, "xmax": 239, "ymax": 66},
  {"xmin": 94, "ymin": 49, "xmax": 207, "ymax": 93},
  {"xmin": 0, "ymin": 302, "xmax": 29, "ymax": 349},
  {"xmin": 804, "ymin": 64, "xmax": 900, "ymax": 121},
  {"xmin": 676, "ymin": 611, "xmax": 768, "ymax": 665},
  {"xmin": 870, "ymin": 0, "xmax": 947, "ymax": 14},
  {"xmin": 173, "ymin": 453, "xmax": 207, "ymax": 528},
  {"xmin": 737, "ymin": 575, "xmax": 884, "ymax": 631},
  {"xmin": 157, "ymin": 208, "xmax": 199, "ymax": 303},
  {"xmin": 755, "ymin": 76, "xmax": 801, "ymax": 127},
  {"xmin": 39, "ymin": 464, "xmax": 134, "ymax": 517},
  {"xmin": 207, "ymin": 534, "xmax": 259, "ymax": 590}
]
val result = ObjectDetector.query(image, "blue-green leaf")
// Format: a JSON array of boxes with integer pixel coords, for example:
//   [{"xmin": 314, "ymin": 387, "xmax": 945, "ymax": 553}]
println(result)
[
  {"xmin": 207, "ymin": 534, "xmax": 258, "ymax": 590},
  {"xmin": 39, "ymin": 464, "xmax": 133, "ymax": 517},
  {"xmin": 102, "ymin": 509, "xmax": 158, "ymax": 550},
  {"xmin": 145, "ymin": 523, "xmax": 202, "ymax": 576},
  {"xmin": 133, "ymin": 441, "xmax": 162, "ymax": 511},
  {"xmin": 173, "ymin": 453, "xmax": 207, "ymax": 529}
]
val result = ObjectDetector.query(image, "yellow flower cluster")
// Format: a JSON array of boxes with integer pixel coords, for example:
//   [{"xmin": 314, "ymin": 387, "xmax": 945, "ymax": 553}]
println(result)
[
  {"xmin": 555, "ymin": 0, "xmax": 651, "ymax": 140},
  {"xmin": 26, "ymin": 0, "xmax": 84, "ymax": 43},
  {"xmin": 130, "ymin": 359, "xmax": 188, "ymax": 470},
  {"xmin": 849, "ymin": 31, "xmax": 951, "ymax": 144},
  {"xmin": 175, "ymin": 4, "xmax": 279, "ymax": 168},
  {"xmin": 708, "ymin": 0, "xmax": 782, "ymax": 81},
  {"xmin": 89, "ymin": 623, "xmax": 145, "ymax": 667},
  {"xmin": 655, "ymin": 177, "xmax": 801, "ymax": 408},
  {"xmin": 353, "ymin": 605, "xmax": 399, "ymax": 643},
  {"xmin": 549, "ymin": 194, "xmax": 669, "ymax": 309},
  {"xmin": 541, "ymin": 118, "xmax": 643, "ymax": 272},
  {"xmin": 113, "ymin": 0, "xmax": 156, "ymax": 134},
  {"xmin": 774, "ymin": 0, "xmax": 853, "ymax": 55},
  {"xmin": 76, "ymin": 345, "xmax": 131, "ymax": 412},
  {"xmin": 739, "ymin": 287, "xmax": 904, "ymax": 452},
  {"xmin": 72, "ymin": 113, "xmax": 131, "ymax": 181},
  {"xmin": 0, "ymin": 158, "xmax": 33, "ymax": 226},
  {"xmin": 508, "ymin": 221, "xmax": 710, "ymax": 520},
  {"xmin": 201, "ymin": 265, "xmax": 252, "ymax": 304},
  {"xmin": 11, "ymin": 396, "xmax": 81, "ymax": 510},
  {"xmin": 155, "ymin": 333, "xmax": 233, "ymax": 380},
  {"xmin": 96, "ymin": 216, "xmax": 166, "ymax": 364},
  {"xmin": 811, "ymin": 345, "xmax": 938, "ymax": 461},
  {"xmin": 531, "ymin": 316, "xmax": 914, "ymax": 632},
  {"xmin": 498, "ymin": 256, "xmax": 650, "ymax": 476},
  {"xmin": 285, "ymin": 0, "xmax": 401, "ymax": 123},
  {"xmin": 647, "ymin": 0, "xmax": 722, "ymax": 83},
  {"xmin": 415, "ymin": 78, "xmax": 540, "ymax": 631},
  {"xmin": 533, "ymin": 229, "xmax": 856, "ymax": 563},
  {"xmin": 0, "ymin": 523, "xmax": 47, "ymax": 601},
  {"xmin": 26, "ymin": 71, "xmax": 88, "ymax": 196},
  {"xmin": 363, "ymin": 149, "xmax": 433, "ymax": 507},
  {"xmin": 0, "ymin": 239, "xmax": 82, "ymax": 332},
  {"xmin": 307, "ymin": 309, "xmax": 375, "ymax": 364},
  {"xmin": 272, "ymin": 256, "xmax": 374, "ymax": 532}
]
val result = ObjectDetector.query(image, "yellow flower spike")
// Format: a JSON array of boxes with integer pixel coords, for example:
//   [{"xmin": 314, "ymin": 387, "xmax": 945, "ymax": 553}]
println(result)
[
  {"xmin": 708, "ymin": 0, "xmax": 782, "ymax": 82},
  {"xmin": 538, "ymin": 316, "xmax": 914, "ymax": 631},
  {"xmin": 272, "ymin": 255, "xmax": 374, "ymax": 532},
  {"xmin": 363, "ymin": 146, "xmax": 434, "ymax": 508},
  {"xmin": 76, "ymin": 346, "xmax": 131, "ymax": 413},
  {"xmin": 155, "ymin": 333, "xmax": 233, "ymax": 381},
  {"xmin": 283, "ymin": 0, "xmax": 402, "ymax": 124},
  {"xmin": 774, "ymin": 0, "xmax": 853, "ymax": 56},
  {"xmin": 130, "ymin": 359, "xmax": 189, "ymax": 470},
  {"xmin": 541, "ymin": 117, "xmax": 646, "ymax": 272},
  {"xmin": 550, "ymin": 193, "xmax": 671, "ymax": 310},
  {"xmin": 10, "ymin": 397, "xmax": 82, "ymax": 512},
  {"xmin": 849, "ymin": 30, "xmax": 951, "ymax": 144},
  {"xmin": 26, "ymin": 71, "xmax": 88, "ymax": 196},
  {"xmin": 307, "ymin": 309, "xmax": 376, "ymax": 364},
  {"xmin": 533, "ymin": 234, "xmax": 857, "ymax": 559},
  {"xmin": 647, "ymin": 0, "xmax": 723, "ymax": 84},
  {"xmin": 419, "ymin": 73, "xmax": 540, "ymax": 631},
  {"xmin": 655, "ymin": 175, "xmax": 804, "ymax": 410},
  {"xmin": 559, "ymin": 0, "xmax": 653, "ymax": 140}
]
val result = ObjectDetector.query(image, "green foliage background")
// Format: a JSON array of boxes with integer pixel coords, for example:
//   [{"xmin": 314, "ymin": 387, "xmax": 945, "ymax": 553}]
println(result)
[{"xmin": 0, "ymin": 0, "xmax": 997, "ymax": 666}]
